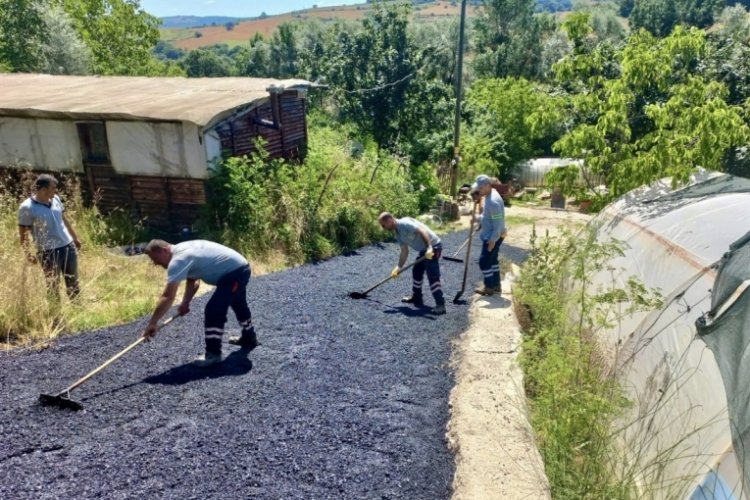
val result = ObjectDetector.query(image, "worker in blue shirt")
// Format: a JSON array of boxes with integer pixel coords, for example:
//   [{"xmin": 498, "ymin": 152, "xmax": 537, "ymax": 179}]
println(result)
[
  {"xmin": 472, "ymin": 175, "xmax": 506, "ymax": 296},
  {"xmin": 378, "ymin": 212, "xmax": 446, "ymax": 315},
  {"xmin": 142, "ymin": 239, "xmax": 258, "ymax": 367}
]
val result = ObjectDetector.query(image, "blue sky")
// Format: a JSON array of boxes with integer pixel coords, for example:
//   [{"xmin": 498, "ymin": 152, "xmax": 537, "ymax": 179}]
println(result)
[{"xmin": 140, "ymin": 0, "xmax": 364, "ymax": 17}]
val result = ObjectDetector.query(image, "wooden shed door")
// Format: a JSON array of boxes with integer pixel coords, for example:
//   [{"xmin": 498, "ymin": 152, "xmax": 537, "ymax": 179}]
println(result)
[{"xmin": 76, "ymin": 122, "xmax": 130, "ymax": 212}]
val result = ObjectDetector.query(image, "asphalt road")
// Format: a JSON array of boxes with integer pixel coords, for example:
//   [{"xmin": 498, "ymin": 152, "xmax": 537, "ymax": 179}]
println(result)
[{"xmin": 0, "ymin": 230, "xmax": 517, "ymax": 500}]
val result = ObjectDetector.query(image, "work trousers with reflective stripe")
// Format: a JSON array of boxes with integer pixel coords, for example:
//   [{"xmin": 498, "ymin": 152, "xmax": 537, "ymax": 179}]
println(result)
[
  {"xmin": 479, "ymin": 239, "xmax": 503, "ymax": 290},
  {"xmin": 412, "ymin": 243, "xmax": 445, "ymax": 306},
  {"xmin": 39, "ymin": 242, "xmax": 79, "ymax": 300},
  {"xmin": 204, "ymin": 265, "xmax": 252, "ymax": 354}
]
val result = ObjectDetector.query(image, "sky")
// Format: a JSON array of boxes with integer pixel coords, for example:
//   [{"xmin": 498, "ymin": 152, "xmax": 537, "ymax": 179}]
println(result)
[{"xmin": 139, "ymin": 0, "xmax": 365, "ymax": 18}]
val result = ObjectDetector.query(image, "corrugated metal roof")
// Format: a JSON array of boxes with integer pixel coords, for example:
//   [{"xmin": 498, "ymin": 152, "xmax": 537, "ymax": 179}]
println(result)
[{"xmin": 0, "ymin": 74, "xmax": 310, "ymax": 127}]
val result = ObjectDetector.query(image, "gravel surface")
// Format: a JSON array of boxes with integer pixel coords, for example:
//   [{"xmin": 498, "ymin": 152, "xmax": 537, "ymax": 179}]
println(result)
[{"xmin": 0, "ymin": 230, "xmax": 503, "ymax": 500}]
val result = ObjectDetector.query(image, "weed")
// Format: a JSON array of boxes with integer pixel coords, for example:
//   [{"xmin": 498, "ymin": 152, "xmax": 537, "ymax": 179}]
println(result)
[{"xmin": 516, "ymin": 225, "xmax": 663, "ymax": 499}]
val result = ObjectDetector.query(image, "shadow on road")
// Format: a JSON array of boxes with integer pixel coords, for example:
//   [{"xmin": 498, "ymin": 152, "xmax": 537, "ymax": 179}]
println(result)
[
  {"xmin": 477, "ymin": 296, "xmax": 512, "ymax": 310},
  {"xmin": 143, "ymin": 350, "xmax": 253, "ymax": 385},
  {"xmin": 383, "ymin": 305, "xmax": 438, "ymax": 319}
]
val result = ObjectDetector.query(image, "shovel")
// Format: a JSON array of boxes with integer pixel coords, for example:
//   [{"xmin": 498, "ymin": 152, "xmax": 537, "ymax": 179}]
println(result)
[
  {"xmin": 453, "ymin": 202, "xmax": 478, "ymax": 303},
  {"xmin": 350, "ymin": 256, "xmax": 427, "ymax": 300},
  {"xmin": 39, "ymin": 314, "xmax": 180, "ymax": 411}
]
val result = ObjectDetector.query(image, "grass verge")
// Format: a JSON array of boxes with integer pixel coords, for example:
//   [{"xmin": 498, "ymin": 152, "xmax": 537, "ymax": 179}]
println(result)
[{"xmin": 514, "ymin": 225, "xmax": 662, "ymax": 499}]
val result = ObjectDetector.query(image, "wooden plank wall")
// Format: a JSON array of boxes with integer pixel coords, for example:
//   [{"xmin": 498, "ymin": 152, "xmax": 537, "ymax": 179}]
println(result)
[{"xmin": 220, "ymin": 90, "xmax": 307, "ymax": 161}]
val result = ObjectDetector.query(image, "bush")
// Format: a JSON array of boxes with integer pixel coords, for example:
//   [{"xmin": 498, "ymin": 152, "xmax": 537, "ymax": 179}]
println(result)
[{"xmin": 202, "ymin": 121, "xmax": 420, "ymax": 263}]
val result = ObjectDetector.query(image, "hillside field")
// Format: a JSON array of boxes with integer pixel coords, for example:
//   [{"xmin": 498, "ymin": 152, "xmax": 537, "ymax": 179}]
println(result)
[{"xmin": 162, "ymin": 1, "xmax": 481, "ymax": 50}]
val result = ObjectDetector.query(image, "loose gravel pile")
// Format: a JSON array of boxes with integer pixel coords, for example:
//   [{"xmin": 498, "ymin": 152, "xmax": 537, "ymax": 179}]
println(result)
[{"xmin": 1, "ymin": 230, "xmax": 495, "ymax": 500}]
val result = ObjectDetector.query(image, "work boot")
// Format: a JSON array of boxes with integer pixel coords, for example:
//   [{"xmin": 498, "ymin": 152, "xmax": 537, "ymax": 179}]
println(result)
[
  {"xmin": 431, "ymin": 303, "xmax": 446, "ymax": 315},
  {"xmin": 192, "ymin": 351, "xmax": 222, "ymax": 368},
  {"xmin": 474, "ymin": 286, "xmax": 496, "ymax": 296},
  {"xmin": 228, "ymin": 329, "xmax": 259, "ymax": 352},
  {"xmin": 401, "ymin": 295, "xmax": 424, "ymax": 307}
]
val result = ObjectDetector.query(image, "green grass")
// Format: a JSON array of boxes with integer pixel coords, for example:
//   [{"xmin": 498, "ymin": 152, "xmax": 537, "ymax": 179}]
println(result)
[{"xmin": 0, "ymin": 180, "xmax": 166, "ymax": 346}]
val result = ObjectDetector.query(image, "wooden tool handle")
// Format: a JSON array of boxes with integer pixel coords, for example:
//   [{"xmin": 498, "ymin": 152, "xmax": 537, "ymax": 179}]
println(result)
[{"xmin": 57, "ymin": 314, "xmax": 180, "ymax": 396}]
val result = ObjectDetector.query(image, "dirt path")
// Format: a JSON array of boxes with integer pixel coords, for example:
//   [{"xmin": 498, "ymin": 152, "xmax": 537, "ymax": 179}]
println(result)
[{"xmin": 448, "ymin": 205, "xmax": 591, "ymax": 500}]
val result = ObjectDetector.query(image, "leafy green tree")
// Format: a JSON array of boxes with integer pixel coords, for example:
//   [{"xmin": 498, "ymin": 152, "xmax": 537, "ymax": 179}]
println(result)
[
  {"xmin": 180, "ymin": 48, "xmax": 233, "ymax": 77},
  {"xmin": 41, "ymin": 5, "xmax": 91, "ymax": 74},
  {"xmin": 548, "ymin": 26, "xmax": 750, "ymax": 200},
  {"xmin": 574, "ymin": 0, "xmax": 626, "ymax": 43},
  {"xmin": 473, "ymin": 0, "xmax": 556, "ymax": 80},
  {"xmin": 463, "ymin": 77, "xmax": 564, "ymax": 179},
  {"xmin": 715, "ymin": 4, "xmax": 750, "ymax": 41},
  {"xmin": 0, "ymin": 0, "xmax": 48, "ymax": 72},
  {"xmin": 269, "ymin": 23, "xmax": 299, "ymax": 78},
  {"xmin": 322, "ymin": 4, "xmax": 418, "ymax": 149},
  {"xmin": 56, "ymin": 0, "xmax": 160, "ymax": 75},
  {"xmin": 410, "ymin": 19, "xmax": 461, "ymax": 86},
  {"xmin": 630, "ymin": 0, "xmax": 677, "ymax": 37},
  {"xmin": 235, "ymin": 35, "xmax": 271, "ymax": 77},
  {"xmin": 630, "ymin": 0, "xmax": 724, "ymax": 35}
]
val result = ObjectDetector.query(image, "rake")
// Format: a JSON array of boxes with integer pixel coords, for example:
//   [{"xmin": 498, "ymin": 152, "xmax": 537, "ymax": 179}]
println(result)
[
  {"xmin": 443, "ymin": 237, "xmax": 470, "ymax": 263},
  {"xmin": 39, "ymin": 314, "xmax": 180, "ymax": 411},
  {"xmin": 349, "ymin": 256, "xmax": 427, "ymax": 300}
]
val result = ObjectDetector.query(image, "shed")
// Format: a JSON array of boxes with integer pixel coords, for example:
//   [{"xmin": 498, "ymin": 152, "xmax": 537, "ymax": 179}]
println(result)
[
  {"xmin": 0, "ymin": 74, "xmax": 310, "ymax": 227},
  {"xmin": 588, "ymin": 171, "xmax": 750, "ymax": 498}
]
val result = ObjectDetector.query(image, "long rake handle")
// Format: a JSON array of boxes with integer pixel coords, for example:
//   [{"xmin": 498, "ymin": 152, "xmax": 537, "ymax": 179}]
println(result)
[
  {"xmin": 451, "ymin": 237, "xmax": 470, "ymax": 258},
  {"xmin": 55, "ymin": 314, "xmax": 179, "ymax": 396},
  {"xmin": 362, "ymin": 256, "xmax": 428, "ymax": 296}
]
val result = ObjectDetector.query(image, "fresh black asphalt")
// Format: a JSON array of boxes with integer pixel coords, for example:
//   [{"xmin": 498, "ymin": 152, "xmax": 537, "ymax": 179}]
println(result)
[{"xmin": 0, "ymin": 229, "xmax": 527, "ymax": 500}]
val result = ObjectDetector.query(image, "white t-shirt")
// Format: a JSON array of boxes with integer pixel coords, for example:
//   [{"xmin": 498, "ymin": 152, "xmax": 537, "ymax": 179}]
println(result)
[{"xmin": 17, "ymin": 195, "xmax": 73, "ymax": 251}]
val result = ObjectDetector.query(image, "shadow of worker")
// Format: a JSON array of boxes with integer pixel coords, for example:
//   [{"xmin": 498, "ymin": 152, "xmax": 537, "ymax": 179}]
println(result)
[{"xmin": 143, "ymin": 350, "xmax": 253, "ymax": 386}]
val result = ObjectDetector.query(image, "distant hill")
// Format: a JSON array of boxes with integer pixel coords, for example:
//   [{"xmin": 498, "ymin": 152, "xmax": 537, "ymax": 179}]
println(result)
[
  {"xmin": 161, "ymin": 16, "xmax": 244, "ymax": 29},
  {"xmin": 160, "ymin": 0, "xmax": 571, "ymax": 50}
]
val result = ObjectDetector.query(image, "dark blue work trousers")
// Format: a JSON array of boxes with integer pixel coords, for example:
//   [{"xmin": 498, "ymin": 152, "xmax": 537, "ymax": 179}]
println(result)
[
  {"xmin": 204, "ymin": 265, "xmax": 252, "ymax": 354},
  {"xmin": 479, "ymin": 239, "xmax": 503, "ymax": 290}
]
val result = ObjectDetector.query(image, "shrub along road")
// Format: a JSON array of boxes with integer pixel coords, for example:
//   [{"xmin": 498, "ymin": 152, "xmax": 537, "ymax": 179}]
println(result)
[{"xmin": 0, "ymin": 229, "xmax": 517, "ymax": 499}]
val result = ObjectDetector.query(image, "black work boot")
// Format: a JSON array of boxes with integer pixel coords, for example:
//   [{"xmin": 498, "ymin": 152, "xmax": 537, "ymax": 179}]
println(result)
[
  {"xmin": 431, "ymin": 303, "xmax": 446, "ymax": 315},
  {"xmin": 228, "ymin": 328, "xmax": 259, "ymax": 351},
  {"xmin": 401, "ymin": 295, "xmax": 424, "ymax": 307}
]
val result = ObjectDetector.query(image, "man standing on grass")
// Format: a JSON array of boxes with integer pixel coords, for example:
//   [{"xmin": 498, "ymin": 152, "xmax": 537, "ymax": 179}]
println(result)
[
  {"xmin": 18, "ymin": 174, "xmax": 82, "ymax": 300},
  {"xmin": 473, "ymin": 174, "xmax": 506, "ymax": 296},
  {"xmin": 378, "ymin": 212, "xmax": 446, "ymax": 315},
  {"xmin": 142, "ymin": 239, "xmax": 258, "ymax": 367}
]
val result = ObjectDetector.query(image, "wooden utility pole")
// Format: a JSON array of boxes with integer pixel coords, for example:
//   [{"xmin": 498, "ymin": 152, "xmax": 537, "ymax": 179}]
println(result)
[{"xmin": 450, "ymin": 0, "xmax": 468, "ymax": 200}]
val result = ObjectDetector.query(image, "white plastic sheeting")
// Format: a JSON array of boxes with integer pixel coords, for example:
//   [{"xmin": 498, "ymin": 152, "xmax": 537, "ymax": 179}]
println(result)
[
  {"xmin": 106, "ymin": 121, "xmax": 207, "ymax": 178},
  {"xmin": 589, "ymin": 172, "xmax": 750, "ymax": 499},
  {"xmin": 0, "ymin": 117, "xmax": 82, "ymax": 171}
]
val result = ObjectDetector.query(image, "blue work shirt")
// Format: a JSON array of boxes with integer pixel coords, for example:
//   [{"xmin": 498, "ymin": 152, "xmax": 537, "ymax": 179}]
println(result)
[
  {"xmin": 395, "ymin": 217, "xmax": 440, "ymax": 252},
  {"xmin": 167, "ymin": 240, "xmax": 249, "ymax": 286}
]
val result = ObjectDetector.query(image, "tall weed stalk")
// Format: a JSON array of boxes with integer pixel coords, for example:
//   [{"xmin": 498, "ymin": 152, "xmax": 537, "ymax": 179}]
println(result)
[{"xmin": 516, "ymin": 225, "xmax": 663, "ymax": 499}]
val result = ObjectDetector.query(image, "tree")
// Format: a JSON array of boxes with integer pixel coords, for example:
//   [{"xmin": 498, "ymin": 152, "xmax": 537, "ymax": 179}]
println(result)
[
  {"xmin": 268, "ymin": 23, "xmax": 299, "ymax": 78},
  {"xmin": 180, "ymin": 48, "xmax": 233, "ymax": 77},
  {"xmin": 235, "ymin": 34, "xmax": 271, "ymax": 77},
  {"xmin": 630, "ymin": 0, "xmax": 677, "ymax": 37},
  {"xmin": 0, "ymin": 0, "xmax": 48, "ymax": 72},
  {"xmin": 41, "ymin": 5, "xmax": 91, "ymax": 74},
  {"xmin": 322, "ymin": 4, "xmax": 419, "ymax": 149},
  {"xmin": 630, "ymin": 0, "xmax": 725, "ymax": 36},
  {"xmin": 56, "ymin": 0, "xmax": 161, "ymax": 75},
  {"xmin": 548, "ymin": 26, "xmax": 750, "ymax": 200},
  {"xmin": 463, "ymin": 77, "xmax": 564, "ymax": 178},
  {"xmin": 473, "ymin": 0, "xmax": 556, "ymax": 80}
]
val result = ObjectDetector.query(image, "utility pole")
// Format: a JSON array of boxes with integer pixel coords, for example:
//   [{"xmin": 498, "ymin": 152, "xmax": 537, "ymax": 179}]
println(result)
[{"xmin": 450, "ymin": 0, "xmax": 467, "ymax": 200}]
